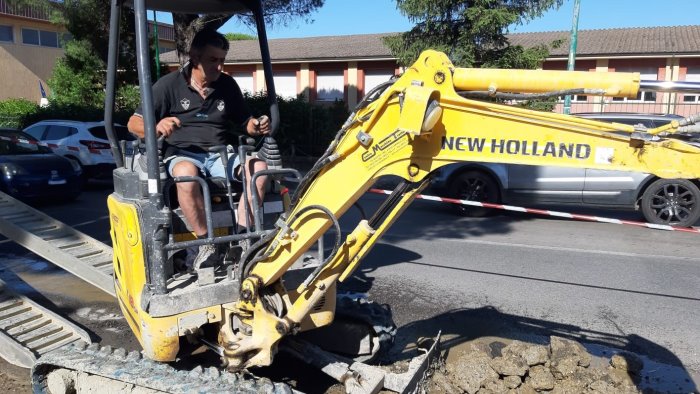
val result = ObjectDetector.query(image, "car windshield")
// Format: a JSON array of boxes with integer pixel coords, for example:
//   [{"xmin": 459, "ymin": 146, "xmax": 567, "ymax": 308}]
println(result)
[
  {"xmin": 88, "ymin": 125, "xmax": 135, "ymax": 141},
  {"xmin": 0, "ymin": 130, "xmax": 53, "ymax": 155}
]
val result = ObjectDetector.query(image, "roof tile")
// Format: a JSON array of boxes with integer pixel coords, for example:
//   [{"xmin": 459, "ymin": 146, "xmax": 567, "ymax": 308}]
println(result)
[{"xmin": 161, "ymin": 26, "xmax": 700, "ymax": 64}]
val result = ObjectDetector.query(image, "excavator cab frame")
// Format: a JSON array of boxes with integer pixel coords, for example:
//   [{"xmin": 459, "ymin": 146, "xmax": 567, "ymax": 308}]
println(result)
[
  {"xmin": 103, "ymin": 0, "xmax": 281, "ymax": 290},
  {"xmin": 100, "ymin": 0, "xmax": 304, "ymax": 364}
]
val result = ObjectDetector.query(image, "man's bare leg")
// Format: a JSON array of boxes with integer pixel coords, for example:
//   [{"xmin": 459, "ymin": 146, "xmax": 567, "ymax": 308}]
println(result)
[
  {"xmin": 172, "ymin": 161, "xmax": 208, "ymax": 236},
  {"xmin": 237, "ymin": 157, "xmax": 268, "ymax": 229}
]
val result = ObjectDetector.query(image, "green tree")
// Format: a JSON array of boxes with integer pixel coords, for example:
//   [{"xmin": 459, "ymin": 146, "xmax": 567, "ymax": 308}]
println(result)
[
  {"xmin": 47, "ymin": 39, "xmax": 105, "ymax": 107},
  {"xmin": 385, "ymin": 0, "xmax": 563, "ymax": 69},
  {"xmin": 171, "ymin": 0, "xmax": 324, "ymax": 65},
  {"xmin": 224, "ymin": 32, "xmax": 257, "ymax": 41},
  {"xmin": 24, "ymin": 0, "xmax": 322, "ymax": 109}
]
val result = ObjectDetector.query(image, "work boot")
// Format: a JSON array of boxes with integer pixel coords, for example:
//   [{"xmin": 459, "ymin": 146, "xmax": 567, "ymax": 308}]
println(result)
[{"xmin": 193, "ymin": 243, "xmax": 218, "ymax": 270}]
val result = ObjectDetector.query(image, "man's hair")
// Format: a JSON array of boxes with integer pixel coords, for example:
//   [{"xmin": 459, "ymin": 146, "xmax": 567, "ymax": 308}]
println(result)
[{"xmin": 189, "ymin": 29, "xmax": 229, "ymax": 57}]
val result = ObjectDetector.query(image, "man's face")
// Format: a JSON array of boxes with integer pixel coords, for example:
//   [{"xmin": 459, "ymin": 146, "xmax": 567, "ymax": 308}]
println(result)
[{"xmin": 193, "ymin": 45, "xmax": 227, "ymax": 83}]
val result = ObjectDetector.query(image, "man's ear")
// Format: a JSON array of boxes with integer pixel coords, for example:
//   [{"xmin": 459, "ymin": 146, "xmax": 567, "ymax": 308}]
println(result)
[{"xmin": 189, "ymin": 49, "xmax": 200, "ymax": 67}]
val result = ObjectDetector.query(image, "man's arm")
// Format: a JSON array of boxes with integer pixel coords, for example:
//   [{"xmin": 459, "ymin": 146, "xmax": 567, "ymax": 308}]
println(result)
[
  {"xmin": 127, "ymin": 115, "xmax": 145, "ymax": 139},
  {"xmin": 128, "ymin": 114, "xmax": 182, "ymax": 139}
]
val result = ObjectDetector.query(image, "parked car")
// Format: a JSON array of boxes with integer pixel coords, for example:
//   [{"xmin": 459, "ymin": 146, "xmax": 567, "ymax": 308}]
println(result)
[
  {"xmin": 23, "ymin": 120, "xmax": 134, "ymax": 179},
  {"xmin": 431, "ymin": 113, "xmax": 700, "ymax": 227},
  {"xmin": 0, "ymin": 128, "xmax": 83, "ymax": 202}
]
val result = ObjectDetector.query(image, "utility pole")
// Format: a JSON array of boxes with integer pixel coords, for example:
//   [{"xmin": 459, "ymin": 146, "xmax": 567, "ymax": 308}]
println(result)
[{"xmin": 563, "ymin": 0, "xmax": 581, "ymax": 115}]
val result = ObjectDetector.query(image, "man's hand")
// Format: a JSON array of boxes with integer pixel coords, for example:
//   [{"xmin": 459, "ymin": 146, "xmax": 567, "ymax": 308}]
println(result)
[
  {"xmin": 247, "ymin": 115, "xmax": 270, "ymax": 137},
  {"xmin": 156, "ymin": 116, "xmax": 181, "ymax": 137}
]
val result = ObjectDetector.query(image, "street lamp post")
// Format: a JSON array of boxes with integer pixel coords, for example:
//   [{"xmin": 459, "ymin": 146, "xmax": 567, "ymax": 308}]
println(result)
[
  {"xmin": 563, "ymin": 0, "xmax": 581, "ymax": 115},
  {"xmin": 153, "ymin": 10, "xmax": 161, "ymax": 80}
]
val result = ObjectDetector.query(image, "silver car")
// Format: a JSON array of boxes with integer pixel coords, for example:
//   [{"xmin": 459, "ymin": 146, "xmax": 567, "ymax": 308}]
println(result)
[{"xmin": 431, "ymin": 113, "xmax": 700, "ymax": 227}]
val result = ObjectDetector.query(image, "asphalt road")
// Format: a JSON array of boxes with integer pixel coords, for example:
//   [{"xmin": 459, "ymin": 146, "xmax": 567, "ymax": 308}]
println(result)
[{"xmin": 1, "ymin": 180, "xmax": 699, "ymax": 391}]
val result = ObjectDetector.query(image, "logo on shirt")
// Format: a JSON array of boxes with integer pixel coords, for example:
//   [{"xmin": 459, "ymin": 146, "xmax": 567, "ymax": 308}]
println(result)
[
  {"xmin": 216, "ymin": 100, "xmax": 225, "ymax": 112},
  {"xmin": 180, "ymin": 98, "xmax": 190, "ymax": 110}
]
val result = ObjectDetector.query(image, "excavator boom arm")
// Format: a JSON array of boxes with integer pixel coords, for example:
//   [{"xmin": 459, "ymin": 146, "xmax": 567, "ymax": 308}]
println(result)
[{"xmin": 222, "ymin": 50, "xmax": 700, "ymax": 369}]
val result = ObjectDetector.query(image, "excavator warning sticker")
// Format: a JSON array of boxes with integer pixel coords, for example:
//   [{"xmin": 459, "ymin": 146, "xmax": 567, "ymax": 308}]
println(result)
[
  {"xmin": 362, "ymin": 129, "xmax": 410, "ymax": 168},
  {"xmin": 441, "ymin": 137, "xmax": 592, "ymax": 160}
]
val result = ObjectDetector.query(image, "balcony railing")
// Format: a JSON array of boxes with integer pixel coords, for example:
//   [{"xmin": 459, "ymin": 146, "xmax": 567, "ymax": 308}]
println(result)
[
  {"xmin": 554, "ymin": 95, "xmax": 700, "ymax": 117},
  {"xmin": 0, "ymin": 0, "xmax": 53, "ymax": 21},
  {"xmin": 148, "ymin": 21, "xmax": 175, "ymax": 42}
]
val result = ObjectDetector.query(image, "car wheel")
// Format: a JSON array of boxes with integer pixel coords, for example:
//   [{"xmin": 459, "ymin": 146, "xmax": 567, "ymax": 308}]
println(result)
[
  {"xmin": 640, "ymin": 179, "xmax": 700, "ymax": 227},
  {"xmin": 447, "ymin": 170, "xmax": 500, "ymax": 217}
]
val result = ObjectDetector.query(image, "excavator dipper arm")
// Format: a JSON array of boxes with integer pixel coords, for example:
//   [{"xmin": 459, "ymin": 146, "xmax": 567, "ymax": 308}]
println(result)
[{"xmin": 220, "ymin": 50, "xmax": 700, "ymax": 369}]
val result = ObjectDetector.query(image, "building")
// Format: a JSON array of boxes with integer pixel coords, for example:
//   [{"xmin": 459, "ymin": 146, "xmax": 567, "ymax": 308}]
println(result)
[
  {"xmin": 3, "ymin": 3, "xmax": 699, "ymax": 116},
  {"xmin": 0, "ymin": 0, "xmax": 174, "ymax": 103},
  {"xmin": 161, "ymin": 26, "xmax": 700, "ymax": 115},
  {"xmin": 0, "ymin": 0, "xmax": 64, "ymax": 102},
  {"xmin": 509, "ymin": 26, "xmax": 700, "ymax": 116},
  {"xmin": 162, "ymin": 33, "xmax": 402, "ymax": 109}
]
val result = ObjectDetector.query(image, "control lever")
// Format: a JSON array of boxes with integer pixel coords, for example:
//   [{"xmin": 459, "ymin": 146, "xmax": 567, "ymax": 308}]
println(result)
[
  {"xmin": 254, "ymin": 115, "xmax": 282, "ymax": 169},
  {"xmin": 136, "ymin": 136, "xmax": 167, "ymax": 182},
  {"xmin": 237, "ymin": 136, "xmax": 257, "ymax": 234}
]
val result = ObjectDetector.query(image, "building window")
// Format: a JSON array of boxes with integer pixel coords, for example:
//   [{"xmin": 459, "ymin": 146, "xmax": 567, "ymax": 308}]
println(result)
[
  {"xmin": 364, "ymin": 69, "xmax": 394, "ymax": 96},
  {"xmin": 683, "ymin": 67, "xmax": 700, "ymax": 103},
  {"xmin": 316, "ymin": 70, "xmax": 344, "ymax": 102},
  {"xmin": 273, "ymin": 71, "xmax": 297, "ymax": 99},
  {"xmin": 40, "ymin": 30, "xmax": 58, "ymax": 47},
  {"xmin": 233, "ymin": 72, "xmax": 255, "ymax": 94},
  {"xmin": 21, "ymin": 28, "xmax": 59, "ymax": 48},
  {"xmin": 0, "ymin": 25, "xmax": 13, "ymax": 43},
  {"xmin": 612, "ymin": 67, "xmax": 657, "ymax": 102},
  {"xmin": 558, "ymin": 94, "xmax": 587, "ymax": 102}
]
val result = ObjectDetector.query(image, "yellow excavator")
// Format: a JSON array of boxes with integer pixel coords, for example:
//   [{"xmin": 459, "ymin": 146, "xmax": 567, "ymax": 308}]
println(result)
[{"xmin": 29, "ymin": 0, "xmax": 700, "ymax": 393}]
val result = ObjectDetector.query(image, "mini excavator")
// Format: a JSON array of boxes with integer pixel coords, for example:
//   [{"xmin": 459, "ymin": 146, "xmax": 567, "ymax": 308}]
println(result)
[{"xmin": 29, "ymin": 0, "xmax": 700, "ymax": 393}]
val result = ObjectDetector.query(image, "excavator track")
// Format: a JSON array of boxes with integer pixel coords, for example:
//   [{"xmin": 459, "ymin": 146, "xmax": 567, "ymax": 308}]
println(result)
[
  {"xmin": 336, "ymin": 295, "xmax": 397, "ymax": 361},
  {"xmin": 298, "ymin": 295, "xmax": 397, "ymax": 363},
  {"xmin": 32, "ymin": 342, "xmax": 293, "ymax": 394}
]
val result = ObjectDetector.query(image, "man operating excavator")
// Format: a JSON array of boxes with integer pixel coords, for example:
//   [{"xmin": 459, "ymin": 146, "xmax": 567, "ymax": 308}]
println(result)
[{"xmin": 127, "ymin": 29, "xmax": 270, "ymax": 269}]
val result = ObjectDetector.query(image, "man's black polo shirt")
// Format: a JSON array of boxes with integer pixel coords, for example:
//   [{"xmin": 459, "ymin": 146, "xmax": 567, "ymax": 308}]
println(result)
[{"xmin": 135, "ymin": 65, "xmax": 252, "ymax": 154}]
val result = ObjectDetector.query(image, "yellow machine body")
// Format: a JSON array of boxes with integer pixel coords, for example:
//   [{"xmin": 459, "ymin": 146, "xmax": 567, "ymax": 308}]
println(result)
[
  {"xmin": 108, "ymin": 195, "xmax": 223, "ymax": 361},
  {"xmin": 108, "ymin": 50, "xmax": 700, "ymax": 370}
]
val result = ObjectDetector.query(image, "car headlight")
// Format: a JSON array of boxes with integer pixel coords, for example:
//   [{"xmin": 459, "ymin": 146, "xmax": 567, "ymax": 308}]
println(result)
[
  {"xmin": 66, "ymin": 158, "xmax": 82, "ymax": 173},
  {"xmin": 0, "ymin": 163, "xmax": 22, "ymax": 179}
]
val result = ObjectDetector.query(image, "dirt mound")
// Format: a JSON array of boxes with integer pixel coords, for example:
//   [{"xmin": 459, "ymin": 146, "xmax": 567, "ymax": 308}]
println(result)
[{"xmin": 426, "ymin": 336, "xmax": 647, "ymax": 394}]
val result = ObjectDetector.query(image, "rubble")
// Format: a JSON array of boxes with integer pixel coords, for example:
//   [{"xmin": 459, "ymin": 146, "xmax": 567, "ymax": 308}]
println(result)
[{"xmin": 426, "ymin": 336, "xmax": 648, "ymax": 393}]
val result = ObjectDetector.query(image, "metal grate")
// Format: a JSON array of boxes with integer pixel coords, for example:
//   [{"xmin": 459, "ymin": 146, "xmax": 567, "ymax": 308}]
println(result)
[{"xmin": 0, "ymin": 0, "xmax": 54, "ymax": 21}]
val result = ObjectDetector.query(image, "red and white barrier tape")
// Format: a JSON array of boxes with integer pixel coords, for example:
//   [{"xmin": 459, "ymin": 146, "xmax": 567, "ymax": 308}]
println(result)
[{"xmin": 368, "ymin": 188, "xmax": 700, "ymax": 234}]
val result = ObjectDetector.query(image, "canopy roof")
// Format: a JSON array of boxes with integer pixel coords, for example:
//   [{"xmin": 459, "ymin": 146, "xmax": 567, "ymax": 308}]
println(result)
[{"xmin": 125, "ymin": 0, "xmax": 254, "ymax": 14}]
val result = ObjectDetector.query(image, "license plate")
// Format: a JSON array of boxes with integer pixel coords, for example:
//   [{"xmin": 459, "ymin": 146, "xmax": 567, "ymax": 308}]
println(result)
[{"xmin": 48, "ymin": 179, "xmax": 67, "ymax": 185}]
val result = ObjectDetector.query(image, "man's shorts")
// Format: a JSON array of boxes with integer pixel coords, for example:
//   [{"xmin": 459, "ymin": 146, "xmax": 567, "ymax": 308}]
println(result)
[{"xmin": 164, "ymin": 146, "xmax": 242, "ymax": 181}]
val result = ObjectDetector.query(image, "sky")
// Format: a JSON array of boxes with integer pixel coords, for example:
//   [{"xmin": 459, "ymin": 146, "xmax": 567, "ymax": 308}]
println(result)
[{"xmin": 153, "ymin": 0, "xmax": 699, "ymax": 39}]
